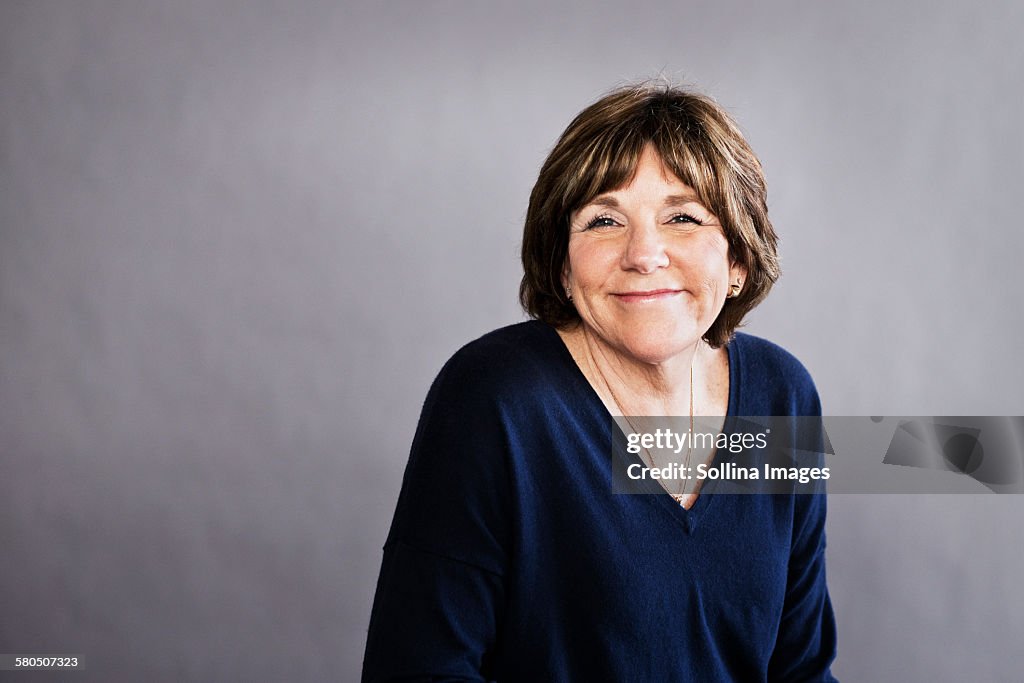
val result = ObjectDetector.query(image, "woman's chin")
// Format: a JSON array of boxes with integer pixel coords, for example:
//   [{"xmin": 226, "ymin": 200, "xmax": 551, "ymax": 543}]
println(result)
[{"xmin": 614, "ymin": 335, "xmax": 701, "ymax": 366}]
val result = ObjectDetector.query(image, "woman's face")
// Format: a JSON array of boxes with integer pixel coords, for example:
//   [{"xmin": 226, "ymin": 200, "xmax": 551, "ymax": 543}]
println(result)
[{"xmin": 565, "ymin": 144, "xmax": 746, "ymax": 365}]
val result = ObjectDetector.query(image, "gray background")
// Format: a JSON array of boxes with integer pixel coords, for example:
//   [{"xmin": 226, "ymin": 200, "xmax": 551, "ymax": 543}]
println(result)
[{"xmin": 2, "ymin": 1, "xmax": 1023, "ymax": 680}]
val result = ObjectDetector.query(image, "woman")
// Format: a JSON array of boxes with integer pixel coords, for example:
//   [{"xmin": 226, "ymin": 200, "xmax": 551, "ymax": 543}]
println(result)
[{"xmin": 362, "ymin": 84, "xmax": 838, "ymax": 682}]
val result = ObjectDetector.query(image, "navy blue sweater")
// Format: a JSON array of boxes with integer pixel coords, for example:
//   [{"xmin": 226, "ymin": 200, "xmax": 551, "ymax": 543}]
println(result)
[{"xmin": 363, "ymin": 322, "xmax": 837, "ymax": 682}]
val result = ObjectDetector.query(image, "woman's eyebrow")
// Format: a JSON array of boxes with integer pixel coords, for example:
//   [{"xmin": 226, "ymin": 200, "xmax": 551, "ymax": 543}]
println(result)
[
  {"xmin": 580, "ymin": 193, "xmax": 703, "ymax": 211},
  {"xmin": 587, "ymin": 196, "xmax": 619, "ymax": 208},
  {"xmin": 663, "ymin": 193, "xmax": 702, "ymax": 206}
]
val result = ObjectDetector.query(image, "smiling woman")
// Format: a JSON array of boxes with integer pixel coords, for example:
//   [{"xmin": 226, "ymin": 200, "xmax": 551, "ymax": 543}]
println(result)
[
  {"xmin": 362, "ymin": 84, "xmax": 837, "ymax": 682},
  {"xmin": 564, "ymin": 146, "xmax": 745, "ymax": 366}
]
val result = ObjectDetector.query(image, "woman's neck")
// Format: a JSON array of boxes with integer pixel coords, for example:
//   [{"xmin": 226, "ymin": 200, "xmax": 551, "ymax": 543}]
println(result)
[{"xmin": 559, "ymin": 324, "xmax": 704, "ymax": 417}]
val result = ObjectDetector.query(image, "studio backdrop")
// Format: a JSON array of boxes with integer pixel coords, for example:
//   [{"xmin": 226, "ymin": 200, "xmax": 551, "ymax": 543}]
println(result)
[{"xmin": 2, "ymin": 0, "xmax": 1023, "ymax": 680}]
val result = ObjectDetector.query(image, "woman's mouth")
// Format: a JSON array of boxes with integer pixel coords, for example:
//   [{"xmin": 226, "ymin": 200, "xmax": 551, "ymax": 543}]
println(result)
[{"xmin": 612, "ymin": 289, "xmax": 683, "ymax": 303}]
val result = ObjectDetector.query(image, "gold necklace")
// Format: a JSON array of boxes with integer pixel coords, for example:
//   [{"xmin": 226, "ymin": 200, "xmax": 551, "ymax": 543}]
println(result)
[{"xmin": 601, "ymin": 347, "xmax": 696, "ymax": 501}]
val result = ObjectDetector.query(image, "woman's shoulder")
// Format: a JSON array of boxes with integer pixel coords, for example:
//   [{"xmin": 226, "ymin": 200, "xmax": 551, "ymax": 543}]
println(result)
[
  {"xmin": 730, "ymin": 332, "xmax": 815, "ymax": 382},
  {"xmin": 446, "ymin": 319, "xmax": 559, "ymax": 368},
  {"xmin": 454, "ymin": 320, "xmax": 554, "ymax": 357},
  {"xmin": 729, "ymin": 332, "xmax": 821, "ymax": 416},
  {"xmin": 429, "ymin": 320, "xmax": 569, "ymax": 401}
]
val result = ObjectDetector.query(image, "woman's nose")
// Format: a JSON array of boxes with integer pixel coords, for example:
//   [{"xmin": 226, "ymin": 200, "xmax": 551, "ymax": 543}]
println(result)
[{"xmin": 621, "ymin": 223, "xmax": 669, "ymax": 273}]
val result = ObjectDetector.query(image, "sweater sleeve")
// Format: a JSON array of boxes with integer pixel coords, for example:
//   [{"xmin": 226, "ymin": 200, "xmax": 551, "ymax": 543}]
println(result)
[
  {"xmin": 767, "ymin": 491, "xmax": 839, "ymax": 682},
  {"xmin": 767, "ymin": 372, "xmax": 839, "ymax": 682},
  {"xmin": 361, "ymin": 348, "xmax": 511, "ymax": 683}
]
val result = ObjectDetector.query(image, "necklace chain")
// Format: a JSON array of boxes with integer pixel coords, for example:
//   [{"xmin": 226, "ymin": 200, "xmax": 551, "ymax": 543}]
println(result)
[{"xmin": 601, "ymin": 347, "xmax": 696, "ymax": 500}]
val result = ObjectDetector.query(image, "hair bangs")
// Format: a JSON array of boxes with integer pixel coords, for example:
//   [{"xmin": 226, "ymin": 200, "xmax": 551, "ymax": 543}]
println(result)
[
  {"xmin": 563, "ymin": 126, "xmax": 647, "ymax": 216},
  {"xmin": 653, "ymin": 132, "xmax": 724, "ymax": 221}
]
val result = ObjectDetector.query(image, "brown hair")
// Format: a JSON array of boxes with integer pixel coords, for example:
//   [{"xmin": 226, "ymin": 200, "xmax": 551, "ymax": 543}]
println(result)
[{"xmin": 519, "ymin": 83, "xmax": 780, "ymax": 348}]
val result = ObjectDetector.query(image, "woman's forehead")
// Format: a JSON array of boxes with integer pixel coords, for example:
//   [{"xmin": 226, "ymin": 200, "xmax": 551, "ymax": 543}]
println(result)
[{"xmin": 577, "ymin": 147, "xmax": 710, "ymax": 210}]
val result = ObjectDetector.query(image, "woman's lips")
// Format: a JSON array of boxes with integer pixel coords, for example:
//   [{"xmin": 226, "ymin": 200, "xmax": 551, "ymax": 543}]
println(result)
[{"xmin": 612, "ymin": 289, "xmax": 682, "ymax": 303}]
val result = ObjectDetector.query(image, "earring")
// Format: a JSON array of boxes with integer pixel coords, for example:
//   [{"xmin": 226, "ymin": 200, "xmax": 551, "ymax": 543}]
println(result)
[
  {"xmin": 728, "ymin": 281, "xmax": 742, "ymax": 298},
  {"xmin": 566, "ymin": 285, "xmax": 573, "ymax": 302}
]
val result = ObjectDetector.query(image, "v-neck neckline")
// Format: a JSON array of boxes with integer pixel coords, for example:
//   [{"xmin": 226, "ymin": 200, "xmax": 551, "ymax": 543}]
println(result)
[{"xmin": 540, "ymin": 321, "xmax": 742, "ymax": 534}]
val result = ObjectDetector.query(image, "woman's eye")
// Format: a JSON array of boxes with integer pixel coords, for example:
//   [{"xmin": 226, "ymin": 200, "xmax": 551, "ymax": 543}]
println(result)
[
  {"xmin": 584, "ymin": 215, "xmax": 618, "ymax": 230},
  {"xmin": 669, "ymin": 213, "xmax": 703, "ymax": 225}
]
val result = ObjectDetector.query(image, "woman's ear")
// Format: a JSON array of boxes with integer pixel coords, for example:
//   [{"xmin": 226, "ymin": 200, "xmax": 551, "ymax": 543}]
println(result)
[{"xmin": 728, "ymin": 260, "xmax": 748, "ymax": 297}]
